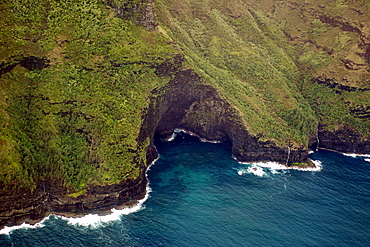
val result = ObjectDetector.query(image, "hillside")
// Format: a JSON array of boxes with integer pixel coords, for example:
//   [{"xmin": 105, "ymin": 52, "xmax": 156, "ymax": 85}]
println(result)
[{"xmin": 0, "ymin": 0, "xmax": 369, "ymax": 227}]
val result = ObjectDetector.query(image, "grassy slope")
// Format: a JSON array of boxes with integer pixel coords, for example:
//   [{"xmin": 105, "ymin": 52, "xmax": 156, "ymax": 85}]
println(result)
[
  {"xmin": 155, "ymin": 0, "xmax": 370, "ymax": 140},
  {"xmin": 0, "ymin": 0, "xmax": 176, "ymax": 192},
  {"xmin": 1, "ymin": 0, "xmax": 369, "ymax": 193},
  {"xmin": 155, "ymin": 0, "xmax": 318, "ymax": 147},
  {"xmin": 269, "ymin": 0, "xmax": 370, "ymax": 135}
]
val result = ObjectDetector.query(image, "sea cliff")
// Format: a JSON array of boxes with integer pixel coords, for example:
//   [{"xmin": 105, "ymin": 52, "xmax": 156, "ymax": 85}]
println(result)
[{"xmin": 1, "ymin": 0, "xmax": 369, "ymax": 228}]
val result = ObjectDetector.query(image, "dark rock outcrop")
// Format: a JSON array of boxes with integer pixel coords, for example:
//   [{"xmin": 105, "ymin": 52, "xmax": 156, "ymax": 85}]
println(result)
[
  {"xmin": 141, "ymin": 57, "xmax": 309, "ymax": 166},
  {"xmin": 312, "ymin": 75, "xmax": 370, "ymax": 94},
  {"xmin": 0, "ymin": 170, "xmax": 147, "ymax": 227},
  {"xmin": 106, "ymin": 0, "xmax": 157, "ymax": 30},
  {"xmin": 0, "ymin": 55, "xmax": 49, "ymax": 76},
  {"xmin": 316, "ymin": 124, "xmax": 370, "ymax": 154}
]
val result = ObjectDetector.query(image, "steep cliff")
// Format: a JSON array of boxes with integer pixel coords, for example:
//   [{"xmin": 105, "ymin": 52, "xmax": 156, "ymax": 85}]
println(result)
[
  {"xmin": 153, "ymin": 0, "xmax": 370, "ymax": 153},
  {"xmin": 1, "ymin": 0, "xmax": 370, "ymax": 228}
]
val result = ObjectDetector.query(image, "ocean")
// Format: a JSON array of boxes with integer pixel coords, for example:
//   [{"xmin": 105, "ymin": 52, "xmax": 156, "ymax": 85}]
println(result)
[{"xmin": 1, "ymin": 131, "xmax": 370, "ymax": 246}]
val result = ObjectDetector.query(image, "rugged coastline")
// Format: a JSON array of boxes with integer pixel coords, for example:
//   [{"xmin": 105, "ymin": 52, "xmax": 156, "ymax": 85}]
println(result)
[
  {"xmin": 1, "ymin": 42, "xmax": 369, "ymax": 231},
  {"xmin": 1, "ymin": 0, "xmax": 370, "ymax": 230}
]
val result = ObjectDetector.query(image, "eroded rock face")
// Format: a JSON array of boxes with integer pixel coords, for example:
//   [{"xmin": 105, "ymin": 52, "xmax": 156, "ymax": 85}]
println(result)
[
  {"xmin": 107, "ymin": 0, "xmax": 157, "ymax": 30},
  {"xmin": 0, "ymin": 172, "xmax": 147, "ymax": 227},
  {"xmin": 317, "ymin": 124, "xmax": 370, "ymax": 154},
  {"xmin": 141, "ymin": 58, "xmax": 309, "ymax": 166}
]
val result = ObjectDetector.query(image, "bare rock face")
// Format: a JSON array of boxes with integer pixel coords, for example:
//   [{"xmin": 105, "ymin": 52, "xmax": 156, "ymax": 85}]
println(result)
[
  {"xmin": 317, "ymin": 124, "xmax": 370, "ymax": 154},
  {"xmin": 141, "ymin": 57, "xmax": 309, "ymax": 166},
  {"xmin": 0, "ymin": 172, "xmax": 147, "ymax": 228},
  {"xmin": 107, "ymin": 0, "xmax": 157, "ymax": 30}
]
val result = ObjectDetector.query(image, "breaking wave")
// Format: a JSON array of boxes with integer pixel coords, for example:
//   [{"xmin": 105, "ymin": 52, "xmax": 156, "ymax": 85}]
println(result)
[
  {"xmin": 342, "ymin": 153, "xmax": 370, "ymax": 158},
  {"xmin": 163, "ymin": 129, "xmax": 221, "ymax": 143},
  {"xmin": 342, "ymin": 153, "xmax": 370, "ymax": 163},
  {"xmin": 0, "ymin": 156, "xmax": 159, "ymax": 235},
  {"xmin": 236, "ymin": 159, "xmax": 322, "ymax": 177},
  {"xmin": 0, "ymin": 215, "xmax": 52, "ymax": 235}
]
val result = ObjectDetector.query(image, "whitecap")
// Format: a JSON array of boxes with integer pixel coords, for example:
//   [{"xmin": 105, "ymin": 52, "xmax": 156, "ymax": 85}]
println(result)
[{"xmin": 365, "ymin": 158, "xmax": 370, "ymax": 163}]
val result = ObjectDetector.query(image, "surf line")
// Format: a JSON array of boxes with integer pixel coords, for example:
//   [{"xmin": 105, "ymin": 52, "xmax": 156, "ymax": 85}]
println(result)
[
  {"xmin": 0, "ymin": 154, "xmax": 160, "ymax": 235},
  {"xmin": 235, "ymin": 158, "xmax": 323, "ymax": 176}
]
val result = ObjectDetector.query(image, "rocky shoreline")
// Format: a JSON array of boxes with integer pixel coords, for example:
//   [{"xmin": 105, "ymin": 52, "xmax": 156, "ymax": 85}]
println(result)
[
  {"xmin": 0, "ymin": 123, "xmax": 367, "ymax": 230},
  {"xmin": 1, "ymin": 0, "xmax": 370, "ymax": 231},
  {"xmin": 1, "ymin": 64, "xmax": 369, "ymax": 230}
]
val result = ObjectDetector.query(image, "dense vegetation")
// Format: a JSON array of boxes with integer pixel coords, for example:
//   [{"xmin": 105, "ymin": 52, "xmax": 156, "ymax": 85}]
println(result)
[
  {"xmin": 1, "ymin": 0, "xmax": 369, "ymax": 194},
  {"xmin": 154, "ymin": 0, "xmax": 370, "ymax": 139},
  {"xmin": 0, "ymin": 0, "xmax": 176, "ymax": 192},
  {"xmin": 155, "ymin": 0, "xmax": 318, "ymax": 146}
]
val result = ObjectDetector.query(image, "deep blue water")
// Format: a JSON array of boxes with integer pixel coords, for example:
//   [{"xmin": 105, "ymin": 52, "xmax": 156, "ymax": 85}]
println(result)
[{"xmin": 1, "ymin": 132, "xmax": 370, "ymax": 246}]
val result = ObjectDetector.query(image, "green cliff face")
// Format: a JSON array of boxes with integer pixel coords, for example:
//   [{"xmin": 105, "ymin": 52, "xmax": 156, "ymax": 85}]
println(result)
[
  {"xmin": 0, "ymin": 0, "xmax": 369, "ymax": 198},
  {"xmin": 0, "ymin": 0, "xmax": 176, "ymax": 193}
]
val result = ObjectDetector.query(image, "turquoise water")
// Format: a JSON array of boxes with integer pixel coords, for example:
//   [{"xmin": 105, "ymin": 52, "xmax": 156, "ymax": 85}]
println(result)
[{"xmin": 1, "ymin": 132, "xmax": 370, "ymax": 246}]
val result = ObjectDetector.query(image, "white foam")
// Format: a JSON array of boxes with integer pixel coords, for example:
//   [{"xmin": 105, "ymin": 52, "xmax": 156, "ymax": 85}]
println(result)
[
  {"xmin": 60, "ymin": 195, "xmax": 147, "ymax": 228},
  {"xmin": 0, "ymin": 215, "xmax": 52, "ymax": 235},
  {"xmin": 343, "ymin": 153, "xmax": 370, "ymax": 158},
  {"xmin": 308, "ymin": 159, "xmax": 323, "ymax": 171},
  {"xmin": 0, "ymin": 154, "xmax": 159, "ymax": 233},
  {"xmin": 163, "ymin": 131, "xmax": 177, "ymax": 142},
  {"xmin": 247, "ymin": 165, "xmax": 266, "ymax": 177},
  {"xmin": 364, "ymin": 158, "xmax": 370, "ymax": 163},
  {"xmin": 236, "ymin": 158, "xmax": 322, "ymax": 173},
  {"xmin": 236, "ymin": 165, "xmax": 267, "ymax": 177},
  {"xmin": 164, "ymin": 128, "xmax": 221, "ymax": 143},
  {"xmin": 62, "ymin": 154, "xmax": 159, "ymax": 228}
]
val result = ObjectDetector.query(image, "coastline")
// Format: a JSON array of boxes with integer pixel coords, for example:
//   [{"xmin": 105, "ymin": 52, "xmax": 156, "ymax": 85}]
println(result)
[
  {"xmin": 317, "ymin": 147, "xmax": 370, "ymax": 157},
  {"xmin": 0, "ymin": 155, "xmax": 160, "ymax": 234},
  {"xmin": 2, "ymin": 135, "xmax": 369, "ymax": 233}
]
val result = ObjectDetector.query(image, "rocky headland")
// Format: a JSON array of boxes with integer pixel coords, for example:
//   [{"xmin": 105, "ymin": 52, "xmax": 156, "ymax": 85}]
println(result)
[{"xmin": 1, "ymin": 0, "xmax": 370, "ymax": 229}]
